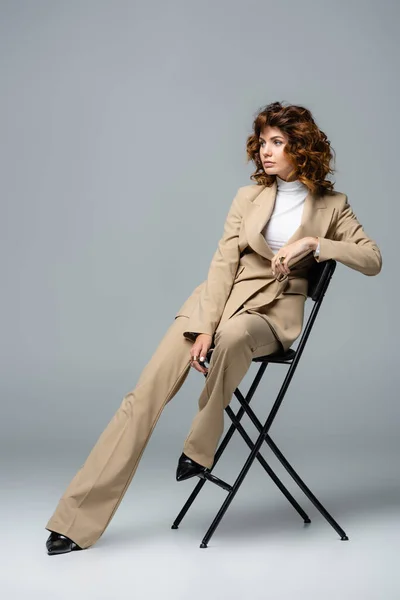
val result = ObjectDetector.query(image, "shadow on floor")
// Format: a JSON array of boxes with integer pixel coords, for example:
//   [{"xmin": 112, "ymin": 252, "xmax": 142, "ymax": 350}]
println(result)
[{"xmin": 96, "ymin": 482, "xmax": 400, "ymax": 549}]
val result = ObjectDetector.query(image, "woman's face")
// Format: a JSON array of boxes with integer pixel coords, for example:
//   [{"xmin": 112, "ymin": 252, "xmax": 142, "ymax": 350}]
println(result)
[{"xmin": 259, "ymin": 125, "xmax": 296, "ymax": 181}]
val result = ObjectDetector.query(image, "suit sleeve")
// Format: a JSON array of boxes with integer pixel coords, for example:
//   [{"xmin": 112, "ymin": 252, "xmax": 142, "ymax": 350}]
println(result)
[
  {"xmin": 183, "ymin": 188, "xmax": 244, "ymax": 341},
  {"xmin": 315, "ymin": 195, "xmax": 382, "ymax": 276}
]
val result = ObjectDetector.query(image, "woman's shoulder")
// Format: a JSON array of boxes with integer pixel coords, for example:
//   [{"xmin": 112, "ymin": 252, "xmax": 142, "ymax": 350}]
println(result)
[
  {"xmin": 236, "ymin": 183, "xmax": 265, "ymax": 202},
  {"xmin": 322, "ymin": 189, "xmax": 348, "ymax": 208}
]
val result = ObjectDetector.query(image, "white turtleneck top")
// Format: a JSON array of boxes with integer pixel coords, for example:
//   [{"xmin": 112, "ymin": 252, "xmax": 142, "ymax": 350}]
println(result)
[{"xmin": 262, "ymin": 175, "xmax": 320, "ymax": 256}]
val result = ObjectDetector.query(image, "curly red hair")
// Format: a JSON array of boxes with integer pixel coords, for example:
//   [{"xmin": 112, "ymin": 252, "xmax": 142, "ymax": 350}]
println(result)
[{"xmin": 246, "ymin": 101, "xmax": 336, "ymax": 195}]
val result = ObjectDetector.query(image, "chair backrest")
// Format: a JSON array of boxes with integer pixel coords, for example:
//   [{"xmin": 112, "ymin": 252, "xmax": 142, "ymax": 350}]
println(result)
[
  {"xmin": 253, "ymin": 259, "xmax": 337, "ymax": 363},
  {"xmin": 277, "ymin": 258, "xmax": 337, "ymax": 361},
  {"xmin": 307, "ymin": 259, "xmax": 337, "ymax": 302}
]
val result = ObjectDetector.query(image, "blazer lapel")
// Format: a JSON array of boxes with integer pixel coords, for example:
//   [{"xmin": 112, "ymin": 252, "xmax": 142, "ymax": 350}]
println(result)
[
  {"xmin": 244, "ymin": 183, "xmax": 277, "ymax": 260},
  {"xmin": 281, "ymin": 190, "xmax": 327, "ymax": 248},
  {"xmin": 244, "ymin": 182, "xmax": 329, "ymax": 261}
]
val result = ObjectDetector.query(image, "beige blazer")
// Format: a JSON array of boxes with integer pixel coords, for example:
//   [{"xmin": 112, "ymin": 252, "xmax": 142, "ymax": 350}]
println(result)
[{"xmin": 175, "ymin": 182, "xmax": 382, "ymax": 351}]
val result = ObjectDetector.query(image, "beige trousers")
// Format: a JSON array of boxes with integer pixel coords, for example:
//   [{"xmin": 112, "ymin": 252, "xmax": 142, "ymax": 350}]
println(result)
[{"xmin": 45, "ymin": 310, "xmax": 280, "ymax": 549}]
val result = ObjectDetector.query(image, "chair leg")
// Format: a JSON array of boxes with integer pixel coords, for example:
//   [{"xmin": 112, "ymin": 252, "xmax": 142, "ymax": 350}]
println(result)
[
  {"xmin": 225, "ymin": 405, "xmax": 310, "ymax": 523},
  {"xmin": 173, "ymin": 354, "xmax": 349, "ymax": 546},
  {"xmin": 234, "ymin": 390, "xmax": 349, "ymax": 541},
  {"xmin": 171, "ymin": 476, "xmax": 208, "ymax": 530},
  {"xmin": 199, "ymin": 425, "xmax": 275, "ymax": 548},
  {"xmin": 172, "ymin": 363, "xmax": 310, "ymax": 533},
  {"xmin": 265, "ymin": 435, "xmax": 349, "ymax": 540},
  {"xmin": 200, "ymin": 396, "xmax": 349, "ymax": 547},
  {"xmin": 171, "ymin": 363, "xmax": 268, "ymax": 529}
]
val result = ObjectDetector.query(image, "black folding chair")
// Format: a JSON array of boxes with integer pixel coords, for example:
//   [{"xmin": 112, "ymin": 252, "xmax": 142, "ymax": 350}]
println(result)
[{"xmin": 172, "ymin": 258, "xmax": 349, "ymax": 547}]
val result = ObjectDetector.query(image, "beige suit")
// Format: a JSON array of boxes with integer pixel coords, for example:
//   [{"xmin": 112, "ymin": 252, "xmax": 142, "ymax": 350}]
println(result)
[
  {"xmin": 45, "ymin": 181, "xmax": 382, "ymax": 549},
  {"xmin": 177, "ymin": 182, "xmax": 382, "ymax": 350}
]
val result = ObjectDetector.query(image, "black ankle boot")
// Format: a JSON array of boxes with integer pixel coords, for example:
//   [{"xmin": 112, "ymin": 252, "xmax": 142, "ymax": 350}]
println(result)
[
  {"xmin": 176, "ymin": 452, "xmax": 207, "ymax": 481},
  {"xmin": 46, "ymin": 531, "xmax": 82, "ymax": 555}
]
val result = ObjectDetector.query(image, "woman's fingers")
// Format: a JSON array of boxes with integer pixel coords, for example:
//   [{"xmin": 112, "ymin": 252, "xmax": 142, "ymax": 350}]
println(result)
[
  {"xmin": 192, "ymin": 360, "xmax": 206, "ymax": 374},
  {"xmin": 272, "ymin": 256, "xmax": 284, "ymax": 277},
  {"xmin": 275, "ymin": 255, "xmax": 285, "ymax": 275},
  {"xmin": 282, "ymin": 256, "xmax": 291, "ymax": 274},
  {"xmin": 198, "ymin": 341, "xmax": 209, "ymax": 373},
  {"xmin": 191, "ymin": 357, "xmax": 208, "ymax": 374},
  {"xmin": 271, "ymin": 257, "xmax": 278, "ymax": 276},
  {"xmin": 272, "ymin": 253, "xmax": 292, "ymax": 276},
  {"xmin": 190, "ymin": 343, "xmax": 209, "ymax": 374}
]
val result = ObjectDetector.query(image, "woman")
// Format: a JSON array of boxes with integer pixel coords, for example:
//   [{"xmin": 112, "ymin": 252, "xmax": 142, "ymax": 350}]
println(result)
[{"xmin": 45, "ymin": 101, "xmax": 382, "ymax": 555}]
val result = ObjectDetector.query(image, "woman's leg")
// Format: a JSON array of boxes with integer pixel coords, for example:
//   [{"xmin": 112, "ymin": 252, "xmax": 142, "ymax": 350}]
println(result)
[
  {"xmin": 45, "ymin": 316, "xmax": 193, "ymax": 549},
  {"xmin": 182, "ymin": 310, "xmax": 280, "ymax": 468}
]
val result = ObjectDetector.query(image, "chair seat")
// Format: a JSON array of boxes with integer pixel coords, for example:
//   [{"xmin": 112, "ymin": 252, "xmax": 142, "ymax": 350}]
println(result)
[
  {"xmin": 253, "ymin": 348, "xmax": 296, "ymax": 363},
  {"xmin": 207, "ymin": 347, "xmax": 296, "ymax": 364}
]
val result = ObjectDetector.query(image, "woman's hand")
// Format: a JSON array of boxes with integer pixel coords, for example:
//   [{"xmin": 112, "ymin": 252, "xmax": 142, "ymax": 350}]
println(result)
[
  {"xmin": 190, "ymin": 333, "xmax": 213, "ymax": 374},
  {"xmin": 272, "ymin": 236, "xmax": 319, "ymax": 277}
]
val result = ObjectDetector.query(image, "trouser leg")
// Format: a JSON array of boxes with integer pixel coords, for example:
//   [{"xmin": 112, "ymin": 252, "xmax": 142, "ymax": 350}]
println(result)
[
  {"xmin": 45, "ymin": 316, "xmax": 193, "ymax": 549},
  {"xmin": 182, "ymin": 310, "xmax": 280, "ymax": 468}
]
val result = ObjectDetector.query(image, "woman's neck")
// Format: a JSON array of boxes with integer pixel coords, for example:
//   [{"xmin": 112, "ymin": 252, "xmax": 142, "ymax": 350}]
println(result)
[{"xmin": 276, "ymin": 175, "xmax": 307, "ymax": 193}]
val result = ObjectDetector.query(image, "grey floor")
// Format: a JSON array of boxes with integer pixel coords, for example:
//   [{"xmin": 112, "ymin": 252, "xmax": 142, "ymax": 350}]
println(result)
[{"xmin": 2, "ymin": 442, "xmax": 399, "ymax": 600}]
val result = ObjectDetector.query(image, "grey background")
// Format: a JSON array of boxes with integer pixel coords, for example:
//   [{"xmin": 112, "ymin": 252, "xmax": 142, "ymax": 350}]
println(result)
[{"xmin": 0, "ymin": 1, "xmax": 398, "ymax": 598}]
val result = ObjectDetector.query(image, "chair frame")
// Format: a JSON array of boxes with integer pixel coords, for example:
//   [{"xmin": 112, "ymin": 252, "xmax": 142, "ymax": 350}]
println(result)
[{"xmin": 171, "ymin": 259, "xmax": 349, "ymax": 548}]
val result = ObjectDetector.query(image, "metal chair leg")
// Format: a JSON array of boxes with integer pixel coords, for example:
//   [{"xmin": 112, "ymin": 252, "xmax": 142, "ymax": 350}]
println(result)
[
  {"xmin": 224, "ymin": 405, "xmax": 310, "ymax": 522},
  {"xmin": 265, "ymin": 436, "xmax": 348, "ymax": 540},
  {"xmin": 199, "ymin": 426, "xmax": 274, "ymax": 548},
  {"xmin": 171, "ymin": 363, "xmax": 268, "ymax": 529},
  {"xmin": 233, "ymin": 389, "xmax": 349, "ymax": 541}
]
